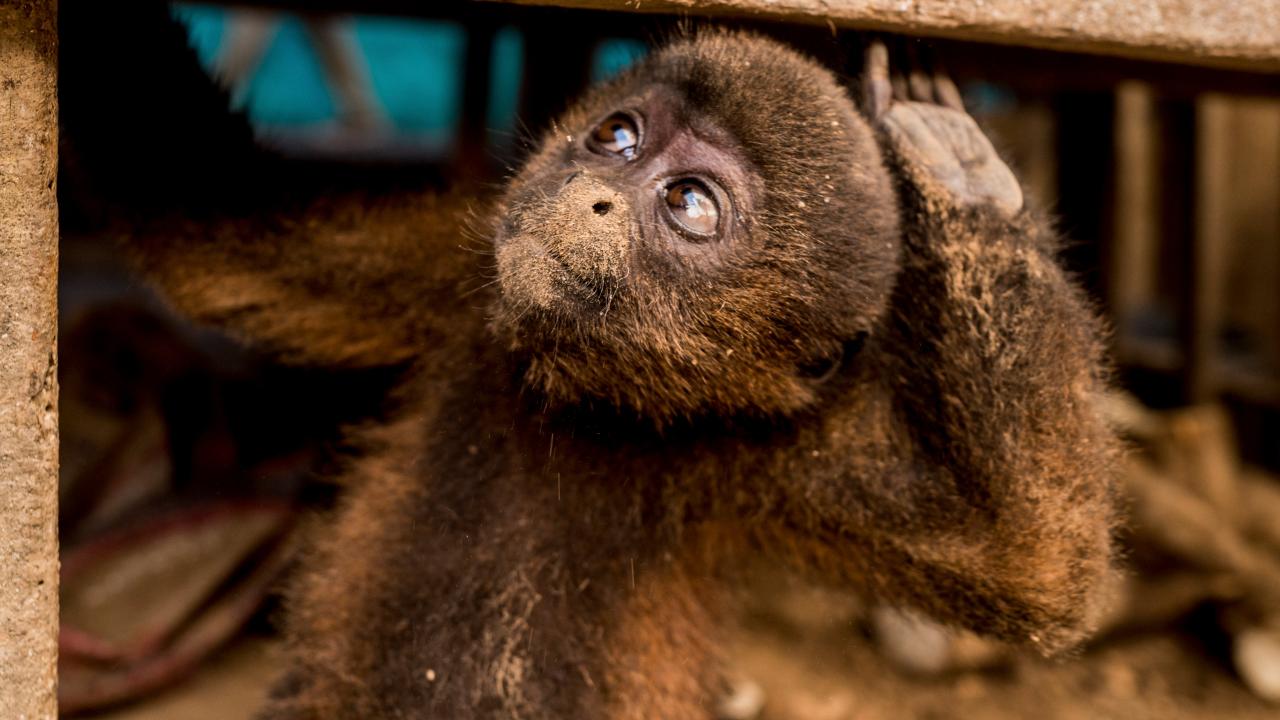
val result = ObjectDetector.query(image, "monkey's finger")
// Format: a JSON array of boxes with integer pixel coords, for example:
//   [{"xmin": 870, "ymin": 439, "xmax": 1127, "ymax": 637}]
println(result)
[
  {"xmin": 915, "ymin": 44, "xmax": 966, "ymax": 111},
  {"xmin": 905, "ymin": 44, "xmax": 934, "ymax": 103},
  {"xmin": 891, "ymin": 73, "xmax": 910, "ymax": 103},
  {"xmin": 862, "ymin": 40, "xmax": 893, "ymax": 120},
  {"xmin": 888, "ymin": 39, "xmax": 910, "ymax": 102},
  {"xmin": 928, "ymin": 53, "xmax": 965, "ymax": 112}
]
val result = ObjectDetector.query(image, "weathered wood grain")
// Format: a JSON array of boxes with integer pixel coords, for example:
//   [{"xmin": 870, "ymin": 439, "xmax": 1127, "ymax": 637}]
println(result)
[
  {"xmin": 476, "ymin": 0, "xmax": 1280, "ymax": 71},
  {"xmin": 0, "ymin": 1, "xmax": 60, "ymax": 718}
]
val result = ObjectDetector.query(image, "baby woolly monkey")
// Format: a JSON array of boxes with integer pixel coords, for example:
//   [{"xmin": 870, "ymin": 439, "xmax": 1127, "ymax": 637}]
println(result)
[{"xmin": 132, "ymin": 31, "xmax": 1119, "ymax": 719}]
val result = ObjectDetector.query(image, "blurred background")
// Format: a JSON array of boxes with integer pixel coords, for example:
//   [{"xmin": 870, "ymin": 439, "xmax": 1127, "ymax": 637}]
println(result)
[
  {"xmin": 167, "ymin": 3, "xmax": 647, "ymax": 161},
  {"xmin": 55, "ymin": 2, "xmax": 1280, "ymax": 718}
]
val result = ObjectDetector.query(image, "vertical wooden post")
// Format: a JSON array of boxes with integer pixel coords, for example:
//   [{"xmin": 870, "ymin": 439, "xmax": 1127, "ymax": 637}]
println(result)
[
  {"xmin": 519, "ymin": 10, "xmax": 594, "ymax": 136},
  {"xmin": 455, "ymin": 21, "xmax": 497, "ymax": 179},
  {"xmin": 0, "ymin": 1, "xmax": 60, "ymax": 718},
  {"xmin": 1110, "ymin": 82, "xmax": 1158, "ymax": 325},
  {"xmin": 1186, "ymin": 94, "xmax": 1232, "ymax": 403}
]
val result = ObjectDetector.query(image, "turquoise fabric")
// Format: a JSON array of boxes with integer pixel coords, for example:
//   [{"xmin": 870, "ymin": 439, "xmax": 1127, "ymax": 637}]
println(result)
[
  {"xmin": 170, "ymin": 4, "xmax": 648, "ymax": 153},
  {"xmin": 592, "ymin": 38, "xmax": 648, "ymax": 82},
  {"xmin": 355, "ymin": 18, "xmax": 465, "ymax": 133}
]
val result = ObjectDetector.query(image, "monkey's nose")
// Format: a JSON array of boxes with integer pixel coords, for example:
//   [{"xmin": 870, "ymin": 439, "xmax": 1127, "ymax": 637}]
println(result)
[
  {"xmin": 541, "ymin": 174, "xmax": 630, "ymax": 284},
  {"xmin": 561, "ymin": 172, "xmax": 620, "ymax": 217}
]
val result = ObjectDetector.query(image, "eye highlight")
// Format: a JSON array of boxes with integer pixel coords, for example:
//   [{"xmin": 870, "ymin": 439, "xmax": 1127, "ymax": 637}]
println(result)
[
  {"xmin": 590, "ymin": 113, "xmax": 640, "ymax": 159},
  {"xmin": 663, "ymin": 180, "xmax": 720, "ymax": 237}
]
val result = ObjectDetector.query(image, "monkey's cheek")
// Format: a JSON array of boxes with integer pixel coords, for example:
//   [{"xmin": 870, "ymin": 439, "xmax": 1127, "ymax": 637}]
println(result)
[{"xmin": 495, "ymin": 234, "xmax": 569, "ymax": 312}]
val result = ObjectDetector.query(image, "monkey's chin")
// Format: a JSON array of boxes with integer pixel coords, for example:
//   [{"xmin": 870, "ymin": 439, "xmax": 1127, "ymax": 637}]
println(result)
[{"xmin": 495, "ymin": 233, "xmax": 604, "ymax": 316}]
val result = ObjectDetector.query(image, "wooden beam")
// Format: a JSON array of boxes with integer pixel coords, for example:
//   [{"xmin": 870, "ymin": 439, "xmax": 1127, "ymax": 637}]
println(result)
[
  {"xmin": 0, "ymin": 1, "xmax": 60, "ymax": 718},
  {"xmin": 519, "ymin": 15, "xmax": 596, "ymax": 137},
  {"xmin": 208, "ymin": 1, "xmax": 1280, "ymax": 96},
  {"xmin": 470, "ymin": 0, "xmax": 1280, "ymax": 72},
  {"xmin": 1184, "ymin": 94, "xmax": 1233, "ymax": 402},
  {"xmin": 1110, "ymin": 82, "xmax": 1159, "ymax": 324},
  {"xmin": 455, "ymin": 22, "xmax": 497, "ymax": 178}
]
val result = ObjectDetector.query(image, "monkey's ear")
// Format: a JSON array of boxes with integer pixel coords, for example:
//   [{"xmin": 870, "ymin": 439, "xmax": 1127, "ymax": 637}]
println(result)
[{"xmin": 130, "ymin": 196, "xmax": 479, "ymax": 369}]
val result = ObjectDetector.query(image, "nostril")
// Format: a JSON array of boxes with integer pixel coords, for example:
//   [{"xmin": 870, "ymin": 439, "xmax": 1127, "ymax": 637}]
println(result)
[{"xmin": 592, "ymin": 201, "xmax": 612, "ymax": 216}]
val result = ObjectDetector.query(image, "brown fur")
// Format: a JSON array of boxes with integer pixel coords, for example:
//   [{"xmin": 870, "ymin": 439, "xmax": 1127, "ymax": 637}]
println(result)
[{"xmin": 105, "ymin": 25, "xmax": 1120, "ymax": 720}]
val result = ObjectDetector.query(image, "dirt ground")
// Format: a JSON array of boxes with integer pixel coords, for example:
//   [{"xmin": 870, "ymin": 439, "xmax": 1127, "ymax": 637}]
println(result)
[
  {"xmin": 87, "ymin": 639, "xmax": 276, "ymax": 720},
  {"xmin": 79, "ymin": 397, "xmax": 1280, "ymax": 720},
  {"xmin": 87, "ymin": 614, "xmax": 1276, "ymax": 720},
  {"xmin": 736, "ymin": 620, "xmax": 1275, "ymax": 720}
]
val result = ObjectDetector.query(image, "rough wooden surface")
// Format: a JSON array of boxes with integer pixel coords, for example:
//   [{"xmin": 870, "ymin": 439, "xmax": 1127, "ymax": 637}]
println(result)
[
  {"xmin": 476, "ymin": 0, "xmax": 1280, "ymax": 71},
  {"xmin": 0, "ymin": 1, "xmax": 60, "ymax": 718}
]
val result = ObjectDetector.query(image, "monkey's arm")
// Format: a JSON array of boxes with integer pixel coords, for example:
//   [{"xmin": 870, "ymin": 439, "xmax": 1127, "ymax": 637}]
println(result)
[
  {"xmin": 883, "ymin": 191, "xmax": 1118, "ymax": 651},
  {"xmin": 61, "ymin": 1, "xmax": 492, "ymax": 370},
  {"xmin": 866, "ymin": 95, "xmax": 1119, "ymax": 653},
  {"xmin": 128, "ymin": 192, "xmax": 490, "ymax": 369},
  {"xmin": 783, "ymin": 60, "xmax": 1121, "ymax": 653}
]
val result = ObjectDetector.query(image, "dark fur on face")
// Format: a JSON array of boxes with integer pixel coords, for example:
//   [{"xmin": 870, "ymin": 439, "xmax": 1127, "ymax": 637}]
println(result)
[
  {"xmin": 75, "ymin": 9, "xmax": 1122, "ymax": 717},
  {"xmin": 493, "ymin": 33, "xmax": 901, "ymax": 424}
]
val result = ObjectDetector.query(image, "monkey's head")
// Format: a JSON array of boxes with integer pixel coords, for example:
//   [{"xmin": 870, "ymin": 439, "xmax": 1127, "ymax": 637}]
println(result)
[{"xmin": 493, "ymin": 32, "xmax": 901, "ymax": 425}]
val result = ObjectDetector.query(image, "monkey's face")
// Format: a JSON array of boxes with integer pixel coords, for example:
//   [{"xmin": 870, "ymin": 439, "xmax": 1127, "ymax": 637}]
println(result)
[{"xmin": 492, "ymin": 32, "xmax": 902, "ymax": 424}]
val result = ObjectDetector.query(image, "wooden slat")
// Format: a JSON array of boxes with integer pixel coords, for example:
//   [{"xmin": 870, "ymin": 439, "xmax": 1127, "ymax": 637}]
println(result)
[
  {"xmin": 1110, "ymin": 82, "xmax": 1159, "ymax": 322},
  {"xmin": 204, "ymin": 1, "xmax": 1280, "ymax": 95},
  {"xmin": 0, "ymin": 1, "xmax": 60, "ymax": 718},
  {"xmin": 475, "ymin": 0, "xmax": 1280, "ymax": 71},
  {"xmin": 455, "ymin": 21, "xmax": 497, "ymax": 178}
]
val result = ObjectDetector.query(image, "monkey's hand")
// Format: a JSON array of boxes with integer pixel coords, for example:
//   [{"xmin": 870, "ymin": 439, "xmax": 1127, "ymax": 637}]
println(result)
[
  {"xmin": 863, "ymin": 41, "xmax": 1022, "ymax": 217},
  {"xmin": 882, "ymin": 104, "xmax": 1023, "ymax": 216}
]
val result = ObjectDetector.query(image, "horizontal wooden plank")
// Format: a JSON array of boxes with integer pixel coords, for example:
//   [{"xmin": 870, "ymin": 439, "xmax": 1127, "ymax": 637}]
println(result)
[{"xmin": 473, "ymin": 0, "xmax": 1280, "ymax": 71}]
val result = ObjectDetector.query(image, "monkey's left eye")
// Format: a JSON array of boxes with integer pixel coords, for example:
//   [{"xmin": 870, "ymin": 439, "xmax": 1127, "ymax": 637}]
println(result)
[
  {"xmin": 590, "ymin": 113, "xmax": 640, "ymax": 159},
  {"xmin": 663, "ymin": 180, "xmax": 720, "ymax": 237}
]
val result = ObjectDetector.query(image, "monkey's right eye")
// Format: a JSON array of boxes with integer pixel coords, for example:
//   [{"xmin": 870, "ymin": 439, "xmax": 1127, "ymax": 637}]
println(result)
[
  {"xmin": 663, "ymin": 180, "xmax": 720, "ymax": 238},
  {"xmin": 589, "ymin": 113, "xmax": 640, "ymax": 159}
]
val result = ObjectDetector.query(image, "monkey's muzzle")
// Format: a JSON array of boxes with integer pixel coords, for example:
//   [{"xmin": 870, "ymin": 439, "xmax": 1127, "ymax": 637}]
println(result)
[{"xmin": 496, "ymin": 173, "xmax": 632, "ymax": 309}]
